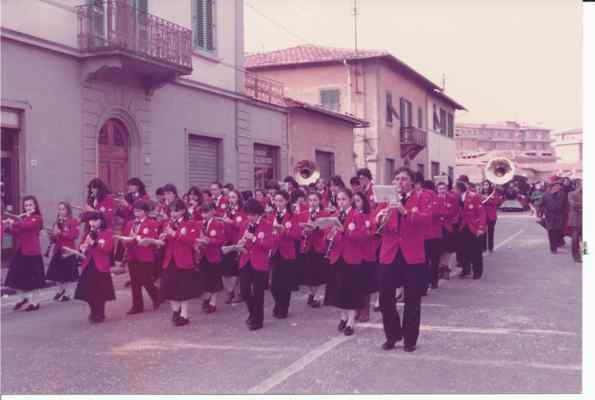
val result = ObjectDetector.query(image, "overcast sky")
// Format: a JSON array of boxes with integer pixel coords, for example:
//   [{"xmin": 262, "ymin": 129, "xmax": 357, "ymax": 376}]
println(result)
[{"xmin": 244, "ymin": 0, "xmax": 582, "ymax": 132}]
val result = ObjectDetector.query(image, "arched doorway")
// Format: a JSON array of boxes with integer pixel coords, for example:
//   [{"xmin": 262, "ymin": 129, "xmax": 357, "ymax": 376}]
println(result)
[{"xmin": 98, "ymin": 118, "xmax": 129, "ymax": 194}]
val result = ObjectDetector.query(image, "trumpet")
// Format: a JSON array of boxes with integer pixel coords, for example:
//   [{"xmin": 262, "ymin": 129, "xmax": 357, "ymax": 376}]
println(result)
[
  {"xmin": 324, "ymin": 210, "xmax": 346, "ymax": 259},
  {"xmin": 375, "ymin": 187, "xmax": 402, "ymax": 235},
  {"xmin": 44, "ymin": 215, "xmax": 65, "ymax": 258}
]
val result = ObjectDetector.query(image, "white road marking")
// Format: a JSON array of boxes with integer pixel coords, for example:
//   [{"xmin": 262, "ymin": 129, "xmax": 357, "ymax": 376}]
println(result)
[
  {"xmin": 247, "ymin": 335, "xmax": 351, "ymax": 394},
  {"xmin": 493, "ymin": 229, "xmax": 525, "ymax": 250},
  {"xmin": 357, "ymin": 322, "xmax": 578, "ymax": 337},
  {"xmin": 111, "ymin": 339, "xmax": 302, "ymax": 355},
  {"xmin": 369, "ymin": 353, "xmax": 581, "ymax": 372}
]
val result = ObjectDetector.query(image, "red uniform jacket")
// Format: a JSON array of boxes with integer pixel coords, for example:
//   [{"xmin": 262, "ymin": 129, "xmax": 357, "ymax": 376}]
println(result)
[
  {"xmin": 162, "ymin": 219, "xmax": 199, "ymax": 270},
  {"xmin": 187, "ymin": 205, "xmax": 204, "ymax": 224},
  {"xmin": 459, "ymin": 192, "xmax": 487, "ymax": 235},
  {"xmin": 295, "ymin": 209, "xmax": 331, "ymax": 254},
  {"xmin": 440, "ymin": 193, "xmax": 460, "ymax": 233},
  {"xmin": 50, "ymin": 217, "xmax": 80, "ymax": 256},
  {"xmin": 321, "ymin": 191, "xmax": 338, "ymax": 212},
  {"xmin": 116, "ymin": 193, "xmax": 150, "ymax": 224},
  {"xmin": 378, "ymin": 190, "xmax": 433, "ymax": 265},
  {"xmin": 428, "ymin": 192, "xmax": 446, "ymax": 240},
  {"xmin": 271, "ymin": 210, "xmax": 301, "ymax": 260},
  {"xmin": 358, "ymin": 210, "xmax": 378, "ymax": 262},
  {"xmin": 213, "ymin": 195, "xmax": 229, "ymax": 217},
  {"xmin": 238, "ymin": 217, "xmax": 275, "ymax": 271},
  {"xmin": 198, "ymin": 218, "xmax": 226, "ymax": 264},
  {"xmin": 123, "ymin": 218, "xmax": 159, "ymax": 263},
  {"xmin": 222, "ymin": 205, "xmax": 245, "ymax": 245},
  {"xmin": 81, "ymin": 195, "xmax": 116, "ymax": 229},
  {"xmin": 483, "ymin": 192, "xmax": 504, "ymax": 222},
  {"xmin": 7, "ymin": 214, "xmax": 43, "ymax": 256},
  {"xmin": 327, "ymin": 208, "xmax": 366, "ymax": 265},
  {"xmin": 80, "ymin": 229, "xmax": 114, "ymax": 272},
  {"xmin": 364, "ymin": 184, "xmax": 376, "ymax": 209}
]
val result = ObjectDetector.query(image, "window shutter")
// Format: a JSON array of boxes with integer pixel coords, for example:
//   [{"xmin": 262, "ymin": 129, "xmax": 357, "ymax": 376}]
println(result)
[
  {"xmin": 206, "ymin": 0, "xmax": 215, "ymax": 51},
  {"xmin": 188, "ymin": 135, "xmax": 220, "ymax": 188}
]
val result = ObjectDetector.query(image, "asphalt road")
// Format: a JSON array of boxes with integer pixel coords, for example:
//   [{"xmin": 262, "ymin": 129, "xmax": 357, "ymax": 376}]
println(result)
[{"xmin": 1, "ymin": 213, "xmax": 582, "ymax": 395}]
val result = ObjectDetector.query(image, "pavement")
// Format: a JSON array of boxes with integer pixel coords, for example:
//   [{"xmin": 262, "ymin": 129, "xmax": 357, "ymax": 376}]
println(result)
[{"xmin": 0, "ymin": 213, "xmax": 582, "ymax": 395}]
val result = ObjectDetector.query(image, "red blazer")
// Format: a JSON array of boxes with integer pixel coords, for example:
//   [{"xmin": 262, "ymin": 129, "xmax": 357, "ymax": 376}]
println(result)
[
  {"xmin": 238, "ymin": 218, "xmax": 275, "ymax": 271},
  {"xmin": 222, "ymin": 208, "xmax": 246, "ymax": 245},
  {"xmin": 440, "ymin": 193, "xmax": 460, "ymax": 233},
  {"xmin": 483, "ymin": 192, "xmax": 505, "ymax": 222},
  {"xmin": 378, "ymin": 190, "xmax": 432, "ymax": 265},
  {"xmin": 327, "ymin": 208, "xmax": 366, "ymax": 265},
  {"xmin": 50, "ymin": 217, "xmax": 80, "ymax": 255},
  {"xmin": 7, "ymin": 214, "xmax": 43, "ymax": 256},
  {"xmin": 358, "ymin": 210, "xmax": 378, "ymax": 262},
  {"xmin": 321, "ymin": 191, "xmax": 338, "ymax": 212},
  {"xmin": 187, "ymin": 205, "xmax": 204, "ymax": 224},
  {"xmin": 80, "ymin": 229, "xmax": 114, "ymax": 272},
  {"xmin": 364, "ymin": 184, "xmax": 376, "ymax": 209},
  {"xmin": 198, "ymin": 218, "xmax": 226, "ymax": 264},
  {"xmin": 213, "ymin": 195, "xmax": 229, "ymax": 217},
  {"xmin": 81, "ymin": 195, "xmax": 116, "ymax": 228},
  {"xmin": 460, "ymin": 192, "xmax": 487, "ymax": 235},
  {"xmin": 271, "ymin": 211, "xmax": 301, "ymax": 260},
  {"xmin": 162, "ymin": 219, "xmax": 199, "ymax": 270},
  {"xmin": 116, "ymin": 193, "xmax": 150, "ymax": 223},
  {"xmin": 428, "ymin": 192, "xmax": 446, "ymax": 240},
  {"xmin": 296, "ymin": 209, "xmax": 331, "ymax": 254},
  {"xmin": 123, "ymin": 218, "xmax": 159, "ymax": 263}
]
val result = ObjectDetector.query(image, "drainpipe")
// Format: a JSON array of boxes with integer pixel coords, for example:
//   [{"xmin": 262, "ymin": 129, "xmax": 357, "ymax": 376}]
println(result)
[{"xmin": 343, "ymin": 59, "xmax": 357, "ymax": 173}]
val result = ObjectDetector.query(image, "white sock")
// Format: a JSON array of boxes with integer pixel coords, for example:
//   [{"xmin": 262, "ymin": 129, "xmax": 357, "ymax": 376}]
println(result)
[
  {"xmin": 340, "ymin": 311, "xmax": 347, "ymax": 321},
  {"xmin": 209, "ymin": 293, "xmax": 217, "ymax": 306},
  {"xmin": 180, "ymin": 302, "xmax": 189, "ymax": 319},
  {"xmin": 347, "ymin": 310, "xmax": 356, "ymax": 327},
  {"xmin": 170, "ymin": 301, "xmax": 180, "ymax": 312}
]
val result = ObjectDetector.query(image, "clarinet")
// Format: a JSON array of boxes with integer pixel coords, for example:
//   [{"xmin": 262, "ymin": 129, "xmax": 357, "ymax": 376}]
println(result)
[
  {"xmin": 302, "ymin": 209, "xmax": 318, "ymax": 254},
  {"xmin": 44, "ymin": 215, "xmax": 64, "ymax": 258},
  {"xmin": 325, "ymin": 210, "xmax": 345, "ymax": 259}
]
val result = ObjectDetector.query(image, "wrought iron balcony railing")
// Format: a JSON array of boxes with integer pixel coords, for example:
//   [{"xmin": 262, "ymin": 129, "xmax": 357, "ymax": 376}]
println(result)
[
  {"xmin": 400, "ymin": 126, "xmax": 427, "ymax": 159},
  {"xmin": 244, "ymin": 73, "xmax": 285, "ymax": 106},
  {"xmin": 76, "ymin": 0, "xmax": 192, "ymax": 72}
]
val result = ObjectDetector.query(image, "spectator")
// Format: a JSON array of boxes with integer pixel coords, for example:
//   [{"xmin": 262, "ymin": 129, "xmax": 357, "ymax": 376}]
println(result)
[
  {"xmin": 568, "ymin": 179, "xmax": 582, "ymax": 263},
  {"xmin": 539, "ymin": 180, "xmax": 569, "ymax": 254}
]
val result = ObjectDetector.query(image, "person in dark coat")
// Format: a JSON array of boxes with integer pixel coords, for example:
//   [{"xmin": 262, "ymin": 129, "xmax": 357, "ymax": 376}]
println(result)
[
  {"xmin": 567, "ymin": 179, "xmax": 582, "ymax": 263},
  {"xmin": 539, "ymin": 181, "xmax": 569, "ymax": 254}
]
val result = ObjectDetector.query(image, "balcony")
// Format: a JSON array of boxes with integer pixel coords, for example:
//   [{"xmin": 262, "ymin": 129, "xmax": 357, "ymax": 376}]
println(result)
[
  {"xmin": 400, "ymin": 126, "xmax": 427, "ymax": 159},
  {"xmin": 76, "ymin": 0, "xmax": 193, "ymax": 94},
  {"xmin": 244, "ymin": 73, "xmax": 285, "ymax": 106}
]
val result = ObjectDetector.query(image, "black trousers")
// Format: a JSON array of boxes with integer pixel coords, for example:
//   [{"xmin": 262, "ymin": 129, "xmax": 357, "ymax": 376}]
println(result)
[
  {"xmin": 486, "ymin": 220, "xmax": 496, "ymax": 251},
  {"xmin": 379, "ymin": 252, "xmax": 427, "ymax": 348},
  {"xmin": 271, "ymin": 290, "xmax": 292, "ymax": 316},
  {"xmin": 460, "ymin": 226, "xmax": 483, "ymax": 278},
  {"xmin": 571, "ymin": 227, "xmax": 582, "ymax": 261},
  {"xmin": 426, "ymin": 239, "xmax": 442, "ymax": 288},
  {"xmin": 548, "ymin": 229, "xmax": 563, "ymax": 252},
  {"xmin": 88, "ymin": 299, "xmax": 105, "ymax": 318},
  {"xmin": 129, "ymin": 262, "xmax": 160, "ymax": 311},
  {"xmin": 240, "ymin": 263, "xmax": 267, "ymax": 326}
]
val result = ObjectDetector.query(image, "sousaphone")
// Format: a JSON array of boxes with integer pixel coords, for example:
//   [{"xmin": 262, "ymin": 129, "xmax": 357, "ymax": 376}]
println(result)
[
  {"xmin": 484, "ymin": 157, "xmax": 515, "ymax": 185},
  {"xmin": 294, "ymin": 160, "xmax": 321, "ymax": 186}
]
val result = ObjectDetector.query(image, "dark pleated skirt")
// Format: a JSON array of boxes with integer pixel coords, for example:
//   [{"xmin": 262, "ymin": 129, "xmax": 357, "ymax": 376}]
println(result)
[
  {"xmin": 324, "ymin": 258, "xmax": 366, "ymax": 310},
  {"xmin": 271, "ymin": 254, "xmax": 300, "ymax": 292},
  {"xmin": 46, "ymin": 252, "xmax": 80, "ymax": 283},
  {"xmin": 201, "ymin": 259, "xmax": 224, "ymax": 293},
  {"xmin": 113, "ymin": 240, "xmax": 126, "ymax": 262},
  {"xmin": 4, "ymin": 251, "xmax": 46, "ymax": 292},
  {"xmin": 74, "ymin": 259, "xmax": 116, "ymax": 303},
  {"xmin": 221, "ymin": 253, "xmax": 239, "ymax": 277},
  {"xmin": 153, "ymin": 248, "xmax": 165, "ymax": 281},
  {"xmin": 442, "ymin": 228, "xmax": 458, "ymax": 253},
  {"xmin": 299, "ymin": 251, "xmax": 328, "ymax": 287},
  {"xmin": 129, "ymin": 261, "xmax": 157, "ymax": 286},
  {"xmin": 160, "ymin": 262, "xmax": 203, "ymax": 301},
  {"xmin": 362, "ymin": 260, "xmax": 380, "ymax": 294}
]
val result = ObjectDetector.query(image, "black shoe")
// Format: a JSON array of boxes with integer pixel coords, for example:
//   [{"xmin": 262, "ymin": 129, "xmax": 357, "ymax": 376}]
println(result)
[
  {"xmin": 172, "ymin": 308, "xmax": 181, "ymax": 322},
  {"xmin": 307, "ymin": 294, "xmax": 314, "ymax": 306},
  {"xmin": 344, "ymin": 326, "xmax": 354, "ymax": 336},
  {"xmin": 373, "ymin": 305, "xmax": 381, "ymax": 312},
  {"xmin": 458, "ymin": 272, "xmax": 470, "ymax": 279},
  {"xmin": 249, "ymin": 323, "xmax": 263, "ymax": 331},
  {"xmin": 382, "ymin": 336, "xmax": 403, "ymax": 350},
  {"xmin": 403, "ymin": 345, "xmax": 416, "ymax": 352},
  {"xmin": 24, "ymin": 303, "xmax": 40, "ymax": 312},
  {"xmin": 59, "ymin": 295, "xmax": 70, "ymax": 302},
  {"xmin": 472, "ymin": 275, "xmax": 482, "ymax": 280},
  {"xmin": 124, "ymin": 280, "xmax": 131, "ymax": 288},
  {"xmin": 310, "ymin": 299, "xmax": 321, "ymax": 308},
  {"xmin": 202, "ymin": 299, "xmax": 210, "ymax": 311},
  {"xmin": 90, "ymin": 315, "xmax": 105, "ymax": 324},
  {"xmin": 246, "ymin": 316, "xmax": 254, "ymax": 325},
  {"xmin": 174, "ymin": 316, "xmax": 190, "ymax": 326},
  {"xmin": 13, "ymin": 298, "xmax": 29, "ymax": 311},
  {"xmin": 127, "ymin": 308, "xmax": 144, "ymax": 315},
  {"xmin": 337, "ymin": 319, "xmax": 347, "ymax": 332},
  {"xmin": 273, "ymin": 312, "xmax": 287, "ymax": 319},
  {"xmin": 53, "ymin": 289, "xmax": 65, "ymax": 301}
]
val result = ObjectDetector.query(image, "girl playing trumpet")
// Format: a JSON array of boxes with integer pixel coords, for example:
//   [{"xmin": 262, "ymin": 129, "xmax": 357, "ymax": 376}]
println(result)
[{"xmin": 197, "ymin": 203, "xmax": 226, "ymax": 314}]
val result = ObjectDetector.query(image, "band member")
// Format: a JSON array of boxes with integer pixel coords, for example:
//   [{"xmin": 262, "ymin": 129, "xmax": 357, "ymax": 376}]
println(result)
[
  {"xmin": 539, "ymin": 179, "xmax": 568, "ymax": 254},
  {"xmin": 3, "ymin": 195, "xmax": 45, "ymax": 311},
  {"xmin": 185, "ymin": 186, "xmax": 203, "ymax": 222},
  {"xmin": 377, "ymin": 167, "xmax": 432, "ymax": 352},
  {"xmin": 456, "ymin": 181, "xmax": 487, "ymax": 279},
  {"xmin": 349, "ymin": 176, "xmax": 362, "ymax": 194},
  {"xmin": 82, "ymin": 178, "xmax": 115, "ymax": 229},
  {"xmin": 270, "ymin": 190, "xmax": 301, "ymax": 319},
  {"xmin": 480, "ymin": 180, "xmax": 505, "ymax": 253},
  {"xmin": 290, "ymin": 189, "xmax": 307, "ymax": 214},
  {"xmin": 155, "ymin": 187, "xmax": 165, "ymax": 207},
  {"xmin": 322, "ymin": 175, "xmax": 345, "ymax": 212},
  {"xmin": 423, "ymin": 180, "xmax": 444, "ymax": 290},
  {"xmin": 122, "ymin": 200, "xmax": 161, "ymax": 315},
  {"xmin": 220, "ymin": 189, "xmax": 245, "ymax": 304},
  {"xmin": 297, "ymin": 192, "xmax": 329, "ymax": 308},
  {"xmin": 315, "ymin": 178, "xmax": 327, "ymax": 198},
  {"xmin": 159, "ymin": 199, "xmax": 202, "ymax": 326},
  {"xmin": 197, "ymin": 203, "xmax": 226, "ymax": 314},
  {"xmin": 202, "ymin": 190, "xmax": 213, "ymax": 206},
  {"xmin": 436, "ymin": 182, "xmax": 460, "ymax": 279},
  {"xmin": 210, "ymin": 182, "xmax": 228, "ymax": 215},
  {"xmin": 254, "ymin": 189, "xmax": 268, "ymax": 210},
  {"xmin": 45, "ymin": 202, "xmax": 80, "ymax": 302},
  {"xmin": 283, "ymin": 176, "xmax": 299, "ymax": 194},
  {"xmin": 74, "ymin": 212, "xmax": 116, "ymax": 323},
  {"xmin": 357, "ymin": 168, "xmax": 375, "ymax": 208},
  {"xmin": 324, "ymin": 188, "xmax": 367, "ymax": 336},
  {"xmin": 352, "ymin": 191, "xmax": 377, "ymax": 323},
  {"xmin": 238, "ymin": 199, "xmax": 275, "ymax": 331},
  {"xmin": 223, "ymin": 183, "xmax": 235, "ymax": 197}
]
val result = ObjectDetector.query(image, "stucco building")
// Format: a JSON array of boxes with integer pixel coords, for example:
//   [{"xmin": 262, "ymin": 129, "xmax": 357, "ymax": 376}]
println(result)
[
  {"xmin": 552, "ymin": 128, "xmax": 582, "ymax": 178},
  {"xmin": 245, "ymin": 45, "xmax": 465, "ymax": 184}
]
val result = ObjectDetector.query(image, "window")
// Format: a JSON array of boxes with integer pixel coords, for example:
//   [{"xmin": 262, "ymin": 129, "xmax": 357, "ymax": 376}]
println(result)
[
  {"xmin": 400, "ymin": 97, "xmax": 413, "ymax": 128},
  {"xmin": 386, "ymin": 92, "xmax": 393, "ymax": 125},
  {"xmin": 447, "ymin": 113, "xmax": 454, "ymax": 138},
  {"xmin": 192, "ymin": 0, "xmax": 216, "ymax": 52},
  {"xmin": 315, "ymin": 150, "xmax": 335, "ymax": 180},
  {"xmin": 188, "ymin": 135, "xmax": 221, "ymax": 188},
  {"xmin": 417, "ymin": 107, "xmax": 423, "ymax": 129},
  {"xmin": 431, "ymin": 162, "xmax": 440, "ymax": 178},
  {"xmin": 254, "ymin": 143, "xmax": 279, "ymax": 189},
  {"xmin": 320, "ymin": 89, "xmax": 340, "ymax": 112},
  {"xmin": 439, "ymin": 108, "xmax": 447, "ymax": 135},
  {"xmin": 433, "ymin": 104, "xmax": 440, "ymax": 131},
  {"xmin": 384, "ymin": 158, "xmax": 395, "ymax": 184}
]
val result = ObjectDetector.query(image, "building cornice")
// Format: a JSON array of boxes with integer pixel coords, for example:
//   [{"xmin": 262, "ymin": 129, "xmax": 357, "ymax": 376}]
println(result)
[{"xmin": 1, "ymin": 27, "xmax": 80, "ymax": 58}]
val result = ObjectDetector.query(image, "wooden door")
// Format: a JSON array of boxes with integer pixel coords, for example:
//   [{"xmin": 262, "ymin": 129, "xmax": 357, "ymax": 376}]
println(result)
[{"xmin": 98, "ymin": 118, "xmax": 129, "ymax": 194}]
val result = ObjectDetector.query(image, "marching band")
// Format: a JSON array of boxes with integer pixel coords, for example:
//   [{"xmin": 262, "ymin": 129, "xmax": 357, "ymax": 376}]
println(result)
[{"xmin": 2, "ymin": 164, "xmax": 503, "ymax": 353}]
